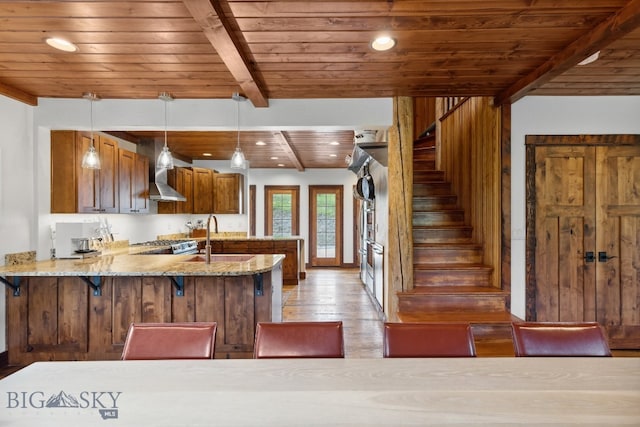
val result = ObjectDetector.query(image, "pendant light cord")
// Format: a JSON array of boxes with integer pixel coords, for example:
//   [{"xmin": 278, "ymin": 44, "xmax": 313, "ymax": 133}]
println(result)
[
  {"xmin": 236, "ymin": 97, "xmax": 240, "ymax": 149},
  {"xmin": 164, "ymin": 98, "xmax": 168, "ymax": 148},
  {"xmin": 90, "ymin": 97, "xmax": 94, "ymax": 146}
]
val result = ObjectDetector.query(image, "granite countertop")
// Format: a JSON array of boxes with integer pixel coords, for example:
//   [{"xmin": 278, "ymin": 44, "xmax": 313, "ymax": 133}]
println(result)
[{"xmin": 0, "ymin": 253, "xmax": 285, "ymax": 277}]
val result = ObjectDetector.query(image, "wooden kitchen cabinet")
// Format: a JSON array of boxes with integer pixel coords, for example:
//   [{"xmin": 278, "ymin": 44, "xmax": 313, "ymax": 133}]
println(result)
[
  {"xmin": 192, "ymin": 167, "xmax": 214, "ymax": 214},
  {"xmin": 118, "ymin": 149, "xmax": 149, "ymax": 213},
  {"xmin": 51, "ymin": 130, "xmax": 119, "ymax": 213},
  {"xmin": 217, "ymin": 239, "xmax": 300, "ymax": 285},
  {"xmin": 7, "ymin": 274, "xmax": 273, "ymax": 363},
  {"xmin": 274, "ymin": 240, "xmax": 298, "ymax": 283},
  {"xmin": 213, "ymin": 172, "xmax": 244, "ymax": 214},
  {"xmin": 158, "ymin": 167, "xmax": 194, "ymax": 214}
]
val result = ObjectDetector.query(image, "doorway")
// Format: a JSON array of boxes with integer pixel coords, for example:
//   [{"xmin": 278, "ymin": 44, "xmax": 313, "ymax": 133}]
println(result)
[
  {"xmin": 526, "ymin": 135, "xmax": 640, "ymax": 348},
  {"xmin": 309, "ymin": 186, "xmax": 343, "ymax": 267}
]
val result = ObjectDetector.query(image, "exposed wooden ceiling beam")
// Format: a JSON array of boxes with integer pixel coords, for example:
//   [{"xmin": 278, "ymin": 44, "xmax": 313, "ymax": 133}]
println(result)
[
  {"xmin": 0, "ymin": 81, "xmax": 38, "ymax": 106},
  {"xmin": 275, "ymin": 132, "xmax": 305, "ymax": 172},
  {"xmin": 182, "ymin": 0, "xmax": 268, "ymax": 108},
  {"xmin": 494, "ymin": 0, "xmax": 640, "ymax": 105}
]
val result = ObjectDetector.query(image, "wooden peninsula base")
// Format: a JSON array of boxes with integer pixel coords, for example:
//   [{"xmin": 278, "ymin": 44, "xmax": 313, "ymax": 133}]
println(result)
[
  {"xmin": 2, "ymin": 253, "xmax": 283, "ymax": 365},
  {"xmin": 7, "ymin": 274, "xmax": 276, "ymax": 365}
]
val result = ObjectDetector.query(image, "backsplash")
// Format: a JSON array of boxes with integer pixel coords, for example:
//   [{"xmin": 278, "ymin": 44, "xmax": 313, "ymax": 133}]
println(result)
[{"xmin": 5, "ymin": 251, "xmax": 36, "ymax": 265}]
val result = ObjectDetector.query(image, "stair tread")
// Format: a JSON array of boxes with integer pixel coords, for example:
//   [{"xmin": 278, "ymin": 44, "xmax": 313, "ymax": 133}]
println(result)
[
  {"xmin": 414, "ymin": 243, "xmax": 483, "ymax": 249},
  {"xmin": 398, "ymin": 311, "xmax": 520, "ymax": 323},
  {"xmin": 414, "ymin": 224, "xmax": 473, "ymax": 230},
  {"xmin": 414, "ymin": 207, "xmax": 464, "ymax": 212},
  {"xmin": 402, "ymin": 285, "xmax": 505, "ymax": 294},
  {"xmin": 413, "ymin": 263, "xmax": 493, "ymax": 270}
]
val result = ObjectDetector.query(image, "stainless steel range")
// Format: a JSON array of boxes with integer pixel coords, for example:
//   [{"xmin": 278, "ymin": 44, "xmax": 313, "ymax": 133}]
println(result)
[{"xmin": 133, "ymin": 240, "xmax": 199, "ymax": 255}]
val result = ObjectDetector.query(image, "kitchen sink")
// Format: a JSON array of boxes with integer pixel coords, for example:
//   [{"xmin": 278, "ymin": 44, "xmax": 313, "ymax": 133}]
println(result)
[{"xmin": 181, "ymin": 255, "xmax": 255, "ymax": 263}]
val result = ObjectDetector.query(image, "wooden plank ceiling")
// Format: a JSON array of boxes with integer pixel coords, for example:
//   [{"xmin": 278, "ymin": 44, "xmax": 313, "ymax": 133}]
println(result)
[{"xmin": 0, "ymin": 0, "xmax": 638, "ymax": 168}]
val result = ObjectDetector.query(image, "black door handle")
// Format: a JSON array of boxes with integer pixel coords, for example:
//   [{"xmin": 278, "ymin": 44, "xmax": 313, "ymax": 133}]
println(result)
[
  {"xmin": 584, "ymin": 252, "xmax": 595, "ymax": 263},
  {"xmin": 598, "ymin": 252, "xmax": 617, "ymax": 262}
]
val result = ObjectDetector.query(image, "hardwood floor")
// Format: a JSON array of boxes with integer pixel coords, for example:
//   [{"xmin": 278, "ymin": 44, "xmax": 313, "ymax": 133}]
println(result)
[
  {"xmin": 285, "ymin": 267, "xmax": 640, "ymax": 358},
  {"xmin": 283, "ymin": 267, "xmax": 384, "ymax": 358}
]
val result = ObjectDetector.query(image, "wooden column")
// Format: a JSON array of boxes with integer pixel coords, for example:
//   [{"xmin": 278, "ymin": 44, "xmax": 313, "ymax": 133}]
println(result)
[{"xmin": 387, "ymin": 97, "xmax": 414, "ymax": 321}]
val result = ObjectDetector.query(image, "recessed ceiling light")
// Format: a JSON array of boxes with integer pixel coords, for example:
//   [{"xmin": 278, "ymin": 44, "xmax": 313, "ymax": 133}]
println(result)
[
  {"xmin": 277, "ymin": 164, "xmax": 285, "ymax": 167},
  {"xmin": 330, "ymin": 154, "xmax": 337, "ymax": 157},
  {"xmin": 329, "ymin": 141, "xmax": 340, "ymax": 145},
  {"xmin": 203, "ymin": 153, "xmax": 212, "ymax": 157},
  {"xmin": 270, "ymin": 156, "xmax": 278, "ymax": 160},
  {"xmin": 45, "ymin": 37, "xmax": 78, "ymax": 52},
  {"xmin": 371, "ymin": 35, "xmax": 396, "ymax": 51},
  {"xmin": 256, "ymin": 141, "xmax": 266, "ymax": 146},
  {"xmin": 578, "ymin": 51, "xmax": 600, "ymax": 66}
]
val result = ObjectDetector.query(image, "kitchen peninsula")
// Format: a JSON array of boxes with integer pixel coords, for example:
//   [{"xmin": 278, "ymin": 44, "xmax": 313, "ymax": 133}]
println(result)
[
  {"xmin": 0, "ymin": 250, "xmax": 284, "ymax": 365},
  {"xmin": 191, "ymin": 234, "xmax": 305, "ymax": 286}
]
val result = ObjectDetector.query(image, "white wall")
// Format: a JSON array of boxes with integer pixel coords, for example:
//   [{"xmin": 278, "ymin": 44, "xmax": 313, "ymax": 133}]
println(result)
[
  {"xmin": 249, "ymin": 168, "xmax": 358, "ymax": 264},
  {"xmin": 0, "ymin": 95, "xmax": 35, "ymax": 352},
  {"xmin": 510, "ymin": 96, "xmax": 640, "ymax": 318}
]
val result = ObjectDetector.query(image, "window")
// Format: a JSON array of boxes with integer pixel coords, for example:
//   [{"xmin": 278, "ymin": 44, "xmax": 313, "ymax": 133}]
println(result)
[{"xmin": 265, "ymin": 186, "xmax": 299, "ymax": 236}]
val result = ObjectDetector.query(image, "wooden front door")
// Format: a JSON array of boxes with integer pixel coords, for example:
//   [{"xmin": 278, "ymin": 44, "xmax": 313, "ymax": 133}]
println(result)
[{"xmin": 529, "ymin": 135, "xmax": 640, "ymax": 348}]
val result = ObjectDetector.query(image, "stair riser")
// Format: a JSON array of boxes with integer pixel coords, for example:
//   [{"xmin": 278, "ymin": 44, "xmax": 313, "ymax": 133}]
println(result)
[
  {"xmin": 413, "ymin": 211, "xmax": 464, "ymax": 226},
  {"xmin": 413, "ymin": 171, "xmax": 445, "ymax": 182},
  {"xmin": 413, "ymin": 270, "xmax": 492, "ymax": 286},
  {"xmin": 413, "ymin": 184, "xmax": 451, "ymax": 196},
  {"xmin": 413, "ymin": 248, "xmax": 484, "ymax": 264},
  {"xmin": 398, "ymin": 294, "xmax": 508, "ymax": 313},
  {"xmin": 414, "ymin": 160, "xmax": 436, "ymax": 169},
  {"xmin": 414, "ymin": 228, "xmax": 472, "ymax": 243},
  {"xmin": 413, "ymin": 196, "xmax": 458, "ymax": 210}
]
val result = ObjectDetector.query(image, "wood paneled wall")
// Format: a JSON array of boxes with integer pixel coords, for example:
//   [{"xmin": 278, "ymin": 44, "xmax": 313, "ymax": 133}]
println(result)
[
  {"xmin": 413, "ymin": 97, "xmax": 436, "ymax": 141},
  {"xmin": 437, "ymin": 97, "xmax": 502, "ymax": 288}
]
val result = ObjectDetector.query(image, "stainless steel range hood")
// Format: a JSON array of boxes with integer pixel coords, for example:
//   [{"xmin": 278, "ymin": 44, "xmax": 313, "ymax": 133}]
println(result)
[
  {"xmin": 347, "ymin": 142, "xmax": 388, "ymax": 173},
  {"xmin": 137, "ymin": 139, "xmax": 186, "ymax": 202}
]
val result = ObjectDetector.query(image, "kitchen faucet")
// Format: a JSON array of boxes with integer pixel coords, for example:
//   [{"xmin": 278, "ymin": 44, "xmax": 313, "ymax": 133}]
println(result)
[{"xmin": 205, "ymin": 214, "xmax": 218, "ymax": 264}]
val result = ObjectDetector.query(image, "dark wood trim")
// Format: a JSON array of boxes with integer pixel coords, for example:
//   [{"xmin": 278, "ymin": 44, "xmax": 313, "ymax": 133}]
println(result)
[
  {"xmin": 249, "ymin": 185, "xmax": 256, "ymax": 236},
  {"xmin": 525, "ymin": 143, "xmax": 537, "ymax": 321},
  {"xmin": 525, "ymin": 134, "xmax": 640, "ymax": 146},
  {"xmin": 500, "ymin": 103, "xmax": 512, "ymax": 307},
  {"xmin": 0, "ymin": 350, "xmax": 8, "ymax": 368}
]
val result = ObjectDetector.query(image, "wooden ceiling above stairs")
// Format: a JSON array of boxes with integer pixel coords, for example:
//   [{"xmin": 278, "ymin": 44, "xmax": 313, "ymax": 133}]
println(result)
[{"xmin": 397, "ymin": 135, "xmax": 520, "ymax": 357}]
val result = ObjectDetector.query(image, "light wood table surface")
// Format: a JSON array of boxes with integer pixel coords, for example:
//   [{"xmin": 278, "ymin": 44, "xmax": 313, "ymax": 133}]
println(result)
[{"xmin": 0, "ymin": 358, "xmax": 638, "ymax": 426}]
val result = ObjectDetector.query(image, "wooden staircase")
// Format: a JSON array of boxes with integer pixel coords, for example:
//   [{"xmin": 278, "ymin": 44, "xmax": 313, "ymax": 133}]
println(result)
[{"xmin": 397, "ymin": 136, "xmax": 519, "ymax": 356}]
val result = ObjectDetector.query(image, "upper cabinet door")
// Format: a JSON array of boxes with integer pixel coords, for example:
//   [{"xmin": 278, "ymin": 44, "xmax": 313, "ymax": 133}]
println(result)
[
  {"xmin": 96, "ymin": 135, "xmax": 119, "ymax": 213},
  {"xmin": 213, "ymin": 173, "xmax": 244, "ymax": 214},
  {"xmin": 118, "ymin": 149, "xmax": 149, "ymax": 214},
  {"xmin": 192, "ymin": 167, "xmax": 213, "ymax": 214}
]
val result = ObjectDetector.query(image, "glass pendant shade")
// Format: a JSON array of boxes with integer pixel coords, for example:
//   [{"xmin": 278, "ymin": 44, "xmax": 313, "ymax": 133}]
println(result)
[
  {"xmin": 157, "ymin": 144, "xmax": 174, "ymax": 169},
  {"xmin": 81, "ymin": 140, "xmax": 101, "ymax": 169},
  {"xmin": 230, "ymin": 146, "xmax": 246, "ymax": 169},
  {"xmin": 157, "ymin": 92, "xmax": 175, "ymax": 170},
  {"xmin": 230, "ymin": 92, "xmax": 247, "ymax": 169},
  {"xmin": 81, "ymin": 92, "xmax": 101, "ymax": 170}
]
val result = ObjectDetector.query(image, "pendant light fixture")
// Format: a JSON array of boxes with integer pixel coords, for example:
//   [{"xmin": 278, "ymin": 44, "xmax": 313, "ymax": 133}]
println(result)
[
  {"xmin": 230, "ymin": 92, "xmax": 247, "ymax": 170},
  {"xmin": 81, "ymin": 92, "xmax": 101, "ymax": 169},
  {"xmin": 157, "ymin": 92, "xmax": 175, "ymax": 170}
]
